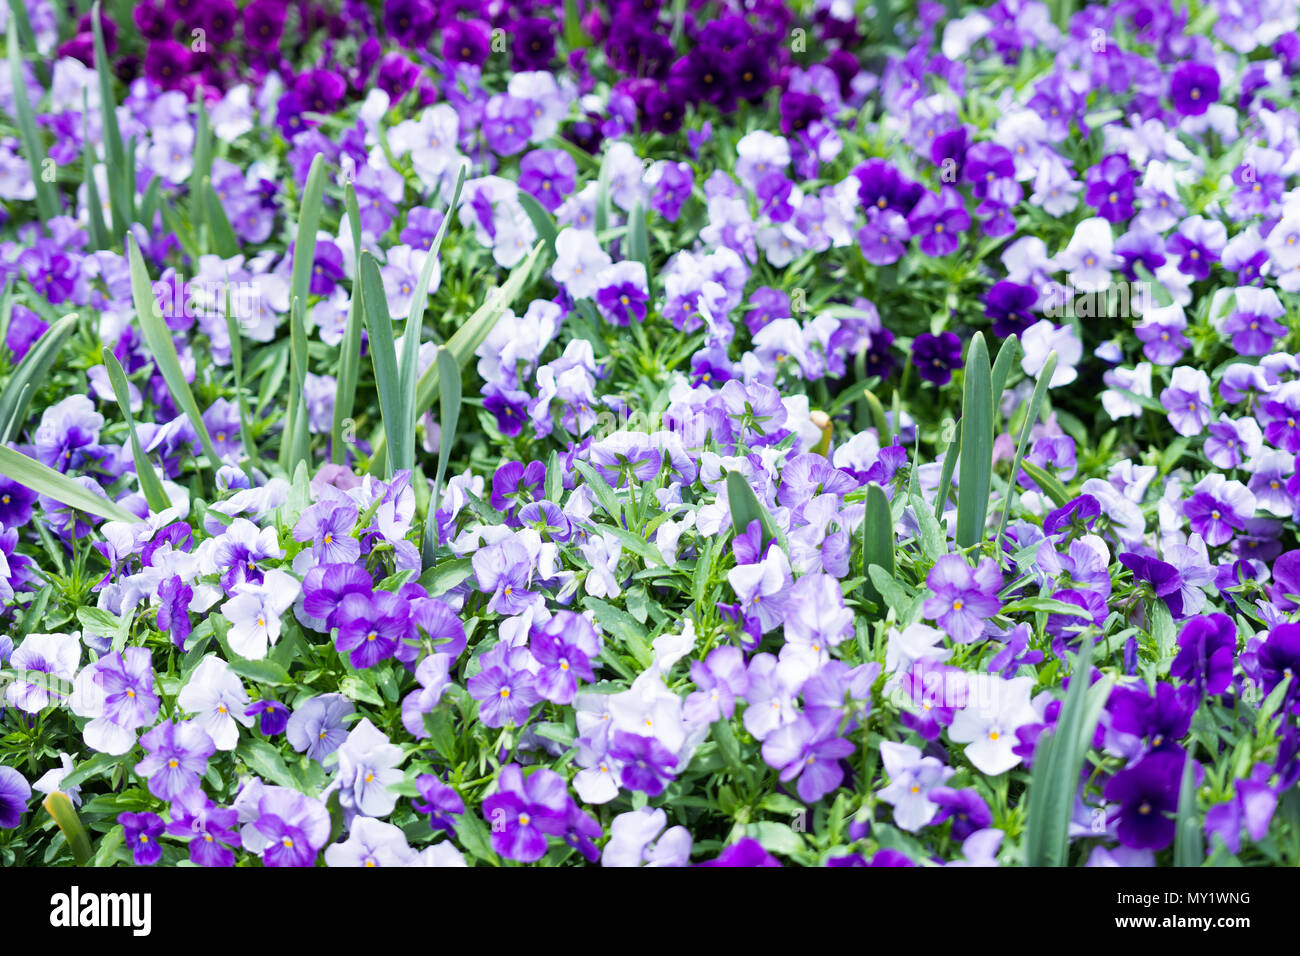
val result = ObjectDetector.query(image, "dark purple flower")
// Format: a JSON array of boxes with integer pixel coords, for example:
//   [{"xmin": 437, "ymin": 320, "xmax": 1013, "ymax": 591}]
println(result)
[
  {"xmin": 529, "ymin": 611, "xmax": 600, "ymax": 705},
  {"xmin": 1170, "ymin": 613, "xmax": 1236, "ymax": 696},
  {"xmin": 1169, "ymin": 61, "xmax": 1220, "ymax": 116},
  {"xmin": 912, "ymin": 331, "xmax": 964, "ymax": 386},
  {"xmin": 1084, "ymin": 154, "xmax": 1138, "ymax": 222},
  {"xmin": 245, "ymin": 699, "xmax": 290, "ymax": 736},
  {"xmin": 1104, "ymin": 751, "xmax": 1186, "ymax": 850},
  {"xmin": 414, "ymin": 774, "xmax": 465, "ymax": 836},
  {"xmin": 335, "ymin": 590, "xmax": 410, "ymax": 669},
  {"xmin": 481, "ymin": 764, "xmax": 568, "ymax": 863},
  {"xmin": 928, "ymin": 786, "xmax": 993, "ymax": 840},
  {"xmin": 609, "ymin": 730, "xmax": 678, "ymax": 797},
  {"xmin": 984, "ymin": 281, "xmax": 1038, "ymax": 339},
  {"xmin": 697, "ymin": 837, "xmax": 781, "ymax": 867},
  {"xmin": 156, "ymin": 574, "xmax": 193, "ymax": 650},
  {"xmin": 166, "ymin": 795, "xmax": 241, "ymax": 867},
  {"xmin": 301, "ymin": 563, "xmax": 373, "ymax": 630},
  {"xmin": 0, "ymin": 766, "xmax": 30, "ymax": 829},
  {"xmin": 119, "ymin": 811, "xmax": 165, "ymax": 865}
]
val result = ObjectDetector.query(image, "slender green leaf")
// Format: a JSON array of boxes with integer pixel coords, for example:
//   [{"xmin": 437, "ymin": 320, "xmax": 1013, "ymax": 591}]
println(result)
[
  {"xmin": 395, "ymin": 164, "xmax": 467, "ymax": 476},
  {"xmin": 956, "ymin": 333, "xmax": 993, "ymax": 548},
  {"xmin": 861, "ymin": 482, "xmax": 895, "ymax": 604},
  {"xmin": 223, "ymin": 285, "xmax": 258, "ymax": 470},
  {"xmin": 0, "ymin": 444, "xmax": 134, "ymax": 521},
  {"xmin": 102, "ymin": 349, "xmax": 170, "ymax": 512},
  {"xmin": 594, "ymin": 149, "xmax": 613, "ymax": 238},
  {"xmin": 628, "ymin": 200, "xmax": 650, "ymax": 288},
  {"xmin": 996, "ymin": 351, "xmax": 1058, "ymax": 543},
  {"xmin": 1020, "ymin": 459, "xmax": 1070, "ymax": 507},
  {"xmin": 517, "ymin": 191, "xmax": 559, "ymax": 258},
  {"xmin": 726, "ymin": 471, "xmax": 778, "ymax": 549},
  {"xmin": 1023, "ymin": 640, "xmax": 1115, "ymax": 866},
  {"xmin": 43, "ymin": 792, "xmax": 92, "ymax": 865},
  {"xmin": 1174, "ymin": 753, "xmax": 1203, "ymax": 867},
  {"xmin": 91, "ymin": 1, "xmax": 128, "ymax": 239},
  {"xmin": 0, "ymin": 312, "xmax": 78, "ymax": 443},
  {"xmin": 369, "ymin": 243, "xmax": 544, "ymax": 472},
  {"xmin": 203, "ymin": 179, "xmax": 240, "ymax": 257},
  {"xmin": 280, "ymin": 154, "xmax": 327, "ymax": 471},
  {"xmin": 862, "ymin": 388, "xmax": 891, "ymax": 443},
  {"xmin": 6, "ymin": 26, "xmax": 59, "ymax": 221},
  {"xmin": 933, "ymin": 428, "xmax": 960, "ymax": 521},
  {"xmin": 127, "ymin": 235, "xmax": 221, "ymax": 468},
  {"xmin": 359, "ymin": 252, "xmax": 405, "ymax": 477},
  {"xmin": 424, "ymin": 347, "xmax": 461, "ymax": 564},
  {"xmin": 989, "ymin": 333, "xmax": 1020, "ymax": 418},
  {"xmin": 332, "ymin": 183, "xmax": 365, "ymax": 465}
]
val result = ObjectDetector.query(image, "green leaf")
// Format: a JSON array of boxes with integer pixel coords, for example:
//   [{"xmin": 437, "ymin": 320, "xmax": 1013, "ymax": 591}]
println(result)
[
  {"xmin": 1173, "ymin": 753, "xmax": 1203, "ymax": 867},
  {"xmin": 1000, "ymin": 596, "xmax": 1096, "ymax": 618},
  {"xmin": 237, "ymin": 739, "xmax": 300, "ymax": 789},
  {"xmin": 517, "ymin": 190, "xmax": 559, "ymax": 258},
  {"xmin": 572, "ymin": 459, "xmax": 623, "ymax": 523},
  {"xmin": 997, "ymin": 351, "xmax": 1057, "ymax": 544},
  {"xmin": 369, "ymin": 243, "xmax": 544, "ymax": 473},
  {"xmin": 586, "ymin": 597, "xmax": 654, "ymax": 669},
  {"xmin": 418, "ymin": 557, "xmax": 475, "ymax": 596},
  {"xmin": 6, "ymin": 21, "xmax": 59, "ymax": 221},
  {"xmin": 223, "ymin": 288, "xmax": 258, "ymax": 471},
  {"xmin": 594, "ymin": 149, "xmax": 613, "ymax": 238},
  {"xmin": 225, "ymin": 656, "xmax": 292, "ymax": 687},
  {"xmin": 726, "ymin": 470, "xmax": 781, "ymax": 551},
  {"xmin": 424, "ymin": 347, "xmax": 462, "ymax": 565},
  {"xmin": 0, "ymin": 444, "xmax": 135, "ymax": 521},
  {"xmin": 332, "ymin": 183, "xmax": 365, "ymax": 465},
  {"xmin": 202, "ymin": 179, "xmax": 240, "ymax": 257},
  {"xmin": 910, "ymin": 492, "xmax": 945, "ymax": 562},
  {"xmin": 1019, "ymin": 459, "xmax": 1069, "ymax": 507},
  {"xmin": 989, "ymin": 334, "xmax": 1020, "ymax": 420},
  {"xmin": 90, "ymin": 1, "xmax": 128, "ymax": 239},
  {"xmin": 127, "ymin": 235, "xmax": 221, "ymax": 468},
  {"xmin": 358, "ymin": 251, "xmax": 404, "ymax": 477},
  {"xmin": 0, "ymin": 312, "xmax": 78, "ymax": 444},
  {"xmin": 42, "ymin": 792, "xmax": 92, "ymax": 865},
  {"xmin": 956, "ymin": 332, "xmax": 993, "ymax": 549},
  {"xmin": 861, "ymin": 388, "xmax": 891, "ymax": 441},
  {"xmin": 102, "ymin": 348, "xmax": 170, "ymax": 512},
  {"xmin": 280, "ymin": 153, "xmax": 327, "ymax": 472},
  {"xmin": 627, "ymin": 199, "xmax": 651, "ymax": 292},
  {"xmin": 860, "ymin": 482, "xmax": 895, "ymax": 604},
  {"xmin": 1023, "ymin": 640, "xmax": 1115, "ymax": 866},
  {"xmin": 933, "ymin": 428, "xmax": 960, "ymax": 521}
]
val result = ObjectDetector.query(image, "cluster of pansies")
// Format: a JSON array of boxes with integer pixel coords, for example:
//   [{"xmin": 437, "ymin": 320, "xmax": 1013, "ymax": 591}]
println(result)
[{"xmin": 1, "ymin": 0, "xmax": 1300, "ymax": 868}]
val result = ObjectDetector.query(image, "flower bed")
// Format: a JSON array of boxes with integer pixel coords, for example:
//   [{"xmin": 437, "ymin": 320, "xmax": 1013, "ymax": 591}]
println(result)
[{"xmin": 0, "ymin": 0, "xmax": 1298, "ymax": 868}]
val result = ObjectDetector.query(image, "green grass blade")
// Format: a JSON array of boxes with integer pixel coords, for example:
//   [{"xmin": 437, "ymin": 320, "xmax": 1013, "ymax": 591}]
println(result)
[
  {"xmin": 91, "ymin": 0, "xmax": 128, "ymax": 240},
  {"xmin": 369, "ymin": 243, "xmax": 544, "ymax": 474},
  {"xmin": 627, "ymin": 199, "xmax": 650, "ymax": 293},
  {"xmin": 0, "ymin": 312, "xmax": 78, "ymax": 444},
  {"xmin": 517, "ymin": 191, "xmax": 559, "ymax": 259},
  {"xmin": 43, "ymin": 792, "xmax": 92, "ymax": 865},
  {"xmin": 989, "ymin": 333, "xmax": 1020, "ymax": 420},
  {"xmin": 397, "ymin": 164, "xmax": 467, "ymax": 475},
  {"xmin": 594, "ymin": 149, "xmax": 613, "ymax": 239},
  {"xmin": 127, "ymin": 234, "xmax": 221, "ymax": 469},
  {"xmin": 359, "ymin": 252, "xmax": 405, "ymax": 477},
  {"xmin": 933, "ymin": 428, "xmax": 960, "ymax": 522},
  {"xmin": 1019, "ymin": 459, "xmax": 1070, "ymax": 508},
  {"xmin": 1023, "ymin": 639, "xmax": 1115, "ymax": 866},
  {"xmin": 289, "ymin": 295, "xmax": 311, "ymax": 469},
  {"xmin": 726, "ymin": 470, "xmax": 777, "ymax": 549},
  {"xmin": 223, "ymin": 286, "xmax": 258, "ymax": 471},
  {"xmin": 862, "ymin": 388, "xmax": 891, "ymax": 443},
  {"xmin": 203, "ymin": 179, "xmax": 240, "ymax": 258},
  {"xmin": 332, "ymin": 183, "xmax": 364, "ymax": 465},
  {"xmin": 1174, "ymin": 753, "xmax": 1203, "ymax": 867},
  {"xmin": 6, "ymin": 26, "xmax": 59, "ymax": 222},
  {"xmin": 996, "ymin": 351, "xmax": 1058, "ymax": 544},
  {"xmin": 102, "ymin": 348, "xmax": 170, "ymax": 512},
  {"xmin": 81, "ymin": 94, "xmax": 110, "ymax": 250},
  {"xmin": 279, "ymin": 154, "xmax": 326, "ymax": 472},
  {"xmin": 422, "ymin": 347, "xmax": 462, "ymax": 565},
  {"xmin": 4, "ymin": 0, "xmax": 42, "ymax": 82},
  {"xmin": 0, "ymin": 444, "xmax": 135, "ymax": 522},
  {"xmin": 955, "ymin": 332, "xmax": 993, "ymax": 549},
  {"xmin": 861, "ymin": 481, "xmax": 895, "ymax": 604}
]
